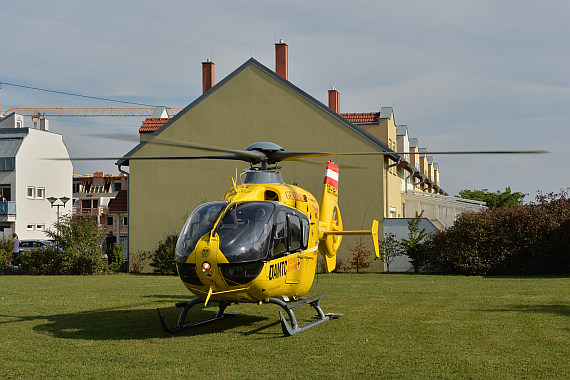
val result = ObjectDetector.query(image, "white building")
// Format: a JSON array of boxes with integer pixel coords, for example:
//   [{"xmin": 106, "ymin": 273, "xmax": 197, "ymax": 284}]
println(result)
[{"xmin": 0, "ymin": 113, "xmax": 72, "ymax": 239}]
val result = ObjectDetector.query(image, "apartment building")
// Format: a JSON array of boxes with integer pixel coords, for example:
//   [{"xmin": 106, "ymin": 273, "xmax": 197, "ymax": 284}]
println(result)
[
  {"xmin": 0, "ymin": 113, "xmax": 72, "ymax": 239},
  {"xmin": 72, "ymin": 172, "xmax": 127, "ymax": 234}
]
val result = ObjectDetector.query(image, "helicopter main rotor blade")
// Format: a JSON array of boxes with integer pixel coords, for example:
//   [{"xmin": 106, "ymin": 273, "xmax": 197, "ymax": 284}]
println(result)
[
  {"xmin": 47, "ymin": 154, "xmax": 250, "ymax": 162},
  {"xmin": 272, "ymin": 150, "xmax": 549, "ymax": 161},
  {"xmin": 85, "ymin": 133, "xmax": 267, "ymax": 162}
]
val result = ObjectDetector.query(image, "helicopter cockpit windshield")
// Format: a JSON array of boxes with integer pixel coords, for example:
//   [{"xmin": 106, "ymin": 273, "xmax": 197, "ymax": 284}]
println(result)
[
  {"xmin": 176, "ymin": 201, "xmax": 227, "ymax": 262},
  {"xmin": 216, "ymin": 202, "xmax": 275, "ymax": 263}
]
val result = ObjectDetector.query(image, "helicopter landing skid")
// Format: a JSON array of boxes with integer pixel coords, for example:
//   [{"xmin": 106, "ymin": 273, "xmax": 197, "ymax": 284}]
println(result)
[
  {"xmin": 157, "ymin": 297, "xmax": 235, "ymax": 333},
  {"xmin": 268, "ymin": 294, "xmax": 343, "ymax": 337}
]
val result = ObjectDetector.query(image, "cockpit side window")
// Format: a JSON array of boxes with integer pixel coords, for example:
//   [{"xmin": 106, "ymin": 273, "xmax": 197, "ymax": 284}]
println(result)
[
  {"xmin": 288, "ymin": 214, "xmax": 302, "ymax": 252},
  {"xmin": 271, "ymin": 210, "xmax": 287, "ymax": 258},
  {"xmin": 301, "ymin": 217, "xmax": 310, "ymax": 249}
]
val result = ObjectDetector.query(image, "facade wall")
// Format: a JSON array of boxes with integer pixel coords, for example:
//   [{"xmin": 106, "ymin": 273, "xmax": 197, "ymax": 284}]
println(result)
[
  {"xmin": 127, "ymin": 63, "xmax": 386, "ymax": 272},
  {"xmin": 15, "ymin": 129, "xmax": 72, "ymax": 239},
  {"xmin": 359, "ymin": 112, "xmax": 402, "ymax": 218},
  {"xmin": 401, "ymin": 191, "xmax": 486, "ymax": 228}
]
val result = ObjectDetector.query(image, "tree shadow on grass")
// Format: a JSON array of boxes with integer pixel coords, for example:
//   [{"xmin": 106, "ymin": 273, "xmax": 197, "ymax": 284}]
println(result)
[
  {"xmin": 480, "ymin": 304, "xmax": 570, "ymax": 317},
  {"xmin": 0, "ymin": 303, "xmax": 281, "ymax": 340}
]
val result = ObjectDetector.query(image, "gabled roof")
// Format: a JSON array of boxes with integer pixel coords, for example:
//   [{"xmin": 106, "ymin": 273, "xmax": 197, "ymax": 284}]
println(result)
[
  {"xmin": 396, "ymin": 125, "xmax": 408, "ymax": 136},
  {"xmin": 379, "ymin": 107, "xmax": 393, "ymax": 119},
  {"xmin": 340, "ymin": 112, "xmax": 379, "ymax": 124},
  {"xmin": 120, "ymin": 58, "xmax": 395, "ymax": 165},
  {"xmin": 409, "ymin": 138, "xmax": 418, "ymax": 148},
  {"xmin": 139, "ymin": 118, "xmax": 171, "ymax": 133},
  {"xmin": 108, "ymin": 190, "xmax": 127, "ymax": 213}
]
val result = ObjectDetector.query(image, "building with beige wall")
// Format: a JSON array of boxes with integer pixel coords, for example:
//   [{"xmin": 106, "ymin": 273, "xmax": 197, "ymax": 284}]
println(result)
[
  {"xmin": 121, "ymin": 50, "xmax": 396, "ymax": 272},
  {"xmin": 122, "ymin": 43, "xmax": 486, "ymax": 272}
]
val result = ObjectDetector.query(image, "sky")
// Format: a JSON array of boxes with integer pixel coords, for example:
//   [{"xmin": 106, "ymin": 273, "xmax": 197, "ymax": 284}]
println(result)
[{"xmin": 2, "ymin": 0, "xmax": 569, "ymax": 201}]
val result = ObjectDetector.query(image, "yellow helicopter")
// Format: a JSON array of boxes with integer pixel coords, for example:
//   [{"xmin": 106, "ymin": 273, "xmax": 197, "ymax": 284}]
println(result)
[
  {"xmin": 154, "ymin": 141, "xmax": 380, "ymax": 336},
  {"xmin": 68, "ymin": 136, "xmax": 546, "ymax": 336}
]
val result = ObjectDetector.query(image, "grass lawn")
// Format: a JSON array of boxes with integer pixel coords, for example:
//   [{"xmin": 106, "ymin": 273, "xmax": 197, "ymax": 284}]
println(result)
[{"xmin": 0, "ymin": 273, "xmax": 568, "ymax": 379}]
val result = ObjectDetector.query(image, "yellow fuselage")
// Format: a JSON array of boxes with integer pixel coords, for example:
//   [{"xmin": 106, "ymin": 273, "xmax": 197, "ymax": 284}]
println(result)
[{"xmin": 180, "ymin": 182, "xmax": 321, "ymax": 303}]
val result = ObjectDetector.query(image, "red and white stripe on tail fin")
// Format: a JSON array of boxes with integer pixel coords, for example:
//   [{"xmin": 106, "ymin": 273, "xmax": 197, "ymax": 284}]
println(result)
[{"xmin": 323, "ymin": 161, "xmax": 339, "ymax": 189}]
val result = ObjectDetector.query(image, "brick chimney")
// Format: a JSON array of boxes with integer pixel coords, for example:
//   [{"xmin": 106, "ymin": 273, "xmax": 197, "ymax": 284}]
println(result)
[
  {"xmin": 275, "ymin": 40, "xmax": 288, "ymax": 80},
  {"xmin": 328, "ymin": 87, "xmax": 340, "ymax": 113},
  {"xmin": 202, "ymin": 59, "xmax": 215, "ymax": 94}
]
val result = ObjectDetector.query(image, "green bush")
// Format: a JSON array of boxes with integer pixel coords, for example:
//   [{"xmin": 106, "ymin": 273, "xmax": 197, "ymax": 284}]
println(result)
[
  {"xmin": 0, "ymin": 237, "xmax": 14, "ymax": 273},
  {"xmin": 149, "ymin": 234, "xmax": 178, "ymax": 275},
  {"xmin": 17, "ymin": 214, "xmax": 105, "ymax": 275},
  {"xmin": 19, "ymin": 246, "xmax": 60, "ymax": 275},
  {"xmin": 420, "ymin": 189, "xmax": 570, "ymax": 275},
  {"xmin": 107, "ymin": 243, "xmax": 125, "ymax": 273}
]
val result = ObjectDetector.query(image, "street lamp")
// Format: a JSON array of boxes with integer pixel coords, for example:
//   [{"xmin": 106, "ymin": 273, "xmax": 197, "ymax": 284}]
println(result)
[{"xmin": 47, "ymin": 196, "xmax": 70, "ymax": 224}]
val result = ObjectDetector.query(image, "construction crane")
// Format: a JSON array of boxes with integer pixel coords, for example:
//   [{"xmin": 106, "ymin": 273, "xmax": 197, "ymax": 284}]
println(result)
[{"xmin": 0, "ymin": 107, "xmax": 182, "ymax": 126}]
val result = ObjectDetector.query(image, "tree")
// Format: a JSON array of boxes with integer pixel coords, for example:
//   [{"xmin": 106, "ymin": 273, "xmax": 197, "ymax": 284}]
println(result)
[
  {"xmin": 345, "ymin": 238, "xmax": 373, "ymax": 273},
  {"xmin": 379, "ymin": 232, "xmax": 403, "ymax": 272},
  {"xmin": 45, "ymin": 214, "xmax": 105, "ymax": 274},
  {"xmin": 400, "ymin": 211, "xmax": 428, "ymax": 272},
  {"xmin": 459, "ymin": 187, "xmax": 527, "ymax": 208}
]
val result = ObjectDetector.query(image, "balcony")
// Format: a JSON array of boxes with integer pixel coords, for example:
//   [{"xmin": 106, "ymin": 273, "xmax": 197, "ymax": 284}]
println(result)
[{"xmin": 0, "ymin": 201, "xmax": 16, "ymax": 221}]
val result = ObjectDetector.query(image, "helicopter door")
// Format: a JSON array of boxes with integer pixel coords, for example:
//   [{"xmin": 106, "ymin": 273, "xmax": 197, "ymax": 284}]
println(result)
[
  {"xmin": 268, "ymin": 207, "xmax": 309, "ymax": 284},
  {"xmin": 285, "ymin": 212, "xmax": 303, "ymax": 284}
]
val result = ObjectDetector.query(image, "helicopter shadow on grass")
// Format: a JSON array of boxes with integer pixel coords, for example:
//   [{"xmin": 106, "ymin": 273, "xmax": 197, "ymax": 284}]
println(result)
[{"xmin": 3, "ymin": 302, "xmax": 283, "ymax": 340}]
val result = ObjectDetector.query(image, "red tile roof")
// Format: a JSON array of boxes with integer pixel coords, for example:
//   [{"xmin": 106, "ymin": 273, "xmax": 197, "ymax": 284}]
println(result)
[
  {"xmin": 340, "ymin": 112, "xmax": 380, "ymax": 123},
  {"xmin": 139, "ymin": 118, "xmax": 171, "ymax": 133},
  {"xmin": 138, "ymin": 112, "xmax": 380, "ymax": 134},
  {"xmin": 108, "ymin": 190, "xmax": 127, "ymax": 213}
]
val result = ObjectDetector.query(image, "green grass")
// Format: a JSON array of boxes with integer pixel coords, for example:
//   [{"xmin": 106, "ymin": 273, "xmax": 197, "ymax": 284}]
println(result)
[{"xmin": 0, "ymin": 273, "xmax": 568, "ymax": 379}]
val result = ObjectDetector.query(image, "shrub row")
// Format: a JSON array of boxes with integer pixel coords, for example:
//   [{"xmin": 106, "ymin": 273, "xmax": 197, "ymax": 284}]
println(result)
[{"xmin": 419, "ymin": 189, "xmax": 570, "ymax": 275}]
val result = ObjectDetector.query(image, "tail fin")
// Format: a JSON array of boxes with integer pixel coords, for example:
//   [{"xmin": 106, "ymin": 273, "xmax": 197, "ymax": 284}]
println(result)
[
  {"xmin": 318, "ymin": 161, "xmax": 343, "ymax": 272},
  {"xmin": 318, "ymin": 161, "xmax": 380, "ymax": 272}
]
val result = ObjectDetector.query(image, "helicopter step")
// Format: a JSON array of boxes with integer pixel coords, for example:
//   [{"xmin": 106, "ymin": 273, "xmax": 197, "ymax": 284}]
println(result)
[
  {"xmin": 268, "ymin": 294, "xmax": 343, "ymax": 337},
  {"xmin": 157, "ymin": 297, "xmax": 237, "ymax": 333}
]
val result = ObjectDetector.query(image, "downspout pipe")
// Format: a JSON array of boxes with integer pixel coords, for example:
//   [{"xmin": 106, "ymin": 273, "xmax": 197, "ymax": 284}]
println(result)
[
  {"xmin": 385, "ymin": 157, "xmax": 401, "ymax": 218},
  {"xmin": 404, "ymin": 167, "xmax": 416, "ymax": 192},
  {"xmin": 118, "ymin": 163, "xmax": 130, "ymax": 271}
]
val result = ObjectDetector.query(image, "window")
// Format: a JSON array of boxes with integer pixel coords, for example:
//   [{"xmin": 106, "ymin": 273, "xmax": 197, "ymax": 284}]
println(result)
[
  {"xmin": 36, "ymin": 224, "xmax": 45, "ymax": 231},
  {"xmin": 27, "ymin": 187, "xmax": 35, "ymax": 199},
  {"xmin": 36, "ymin": 187, "xmax": 45, "ymax": 200},
  {"xmin": 288, "ymin": 214, "xmax": 302, "ymax": 252},
  {"xmin": 123, "ymin": 216, "xmax": 128, "ymax": 226},
  {"xmin": 271, "ymin": 210, "xmax": 287, "ymax": 257},
  {"xmin": 107, "ymin": 217, "xmax": 113, "ymax": 226},
  {"xmin": 27, "ymin": 224, "xmax": 34, "ymax": 231}
]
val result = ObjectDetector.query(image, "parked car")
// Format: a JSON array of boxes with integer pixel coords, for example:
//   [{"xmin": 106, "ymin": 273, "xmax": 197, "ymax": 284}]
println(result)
[{"xmin": 19, "ymin": 240, "xmax": 56, "ymax": 252}]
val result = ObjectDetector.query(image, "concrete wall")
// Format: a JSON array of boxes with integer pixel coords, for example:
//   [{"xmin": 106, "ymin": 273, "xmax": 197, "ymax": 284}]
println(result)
[{"xmin": 383, "ymin": 218, "xmax": 438, "ymax": 272}]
